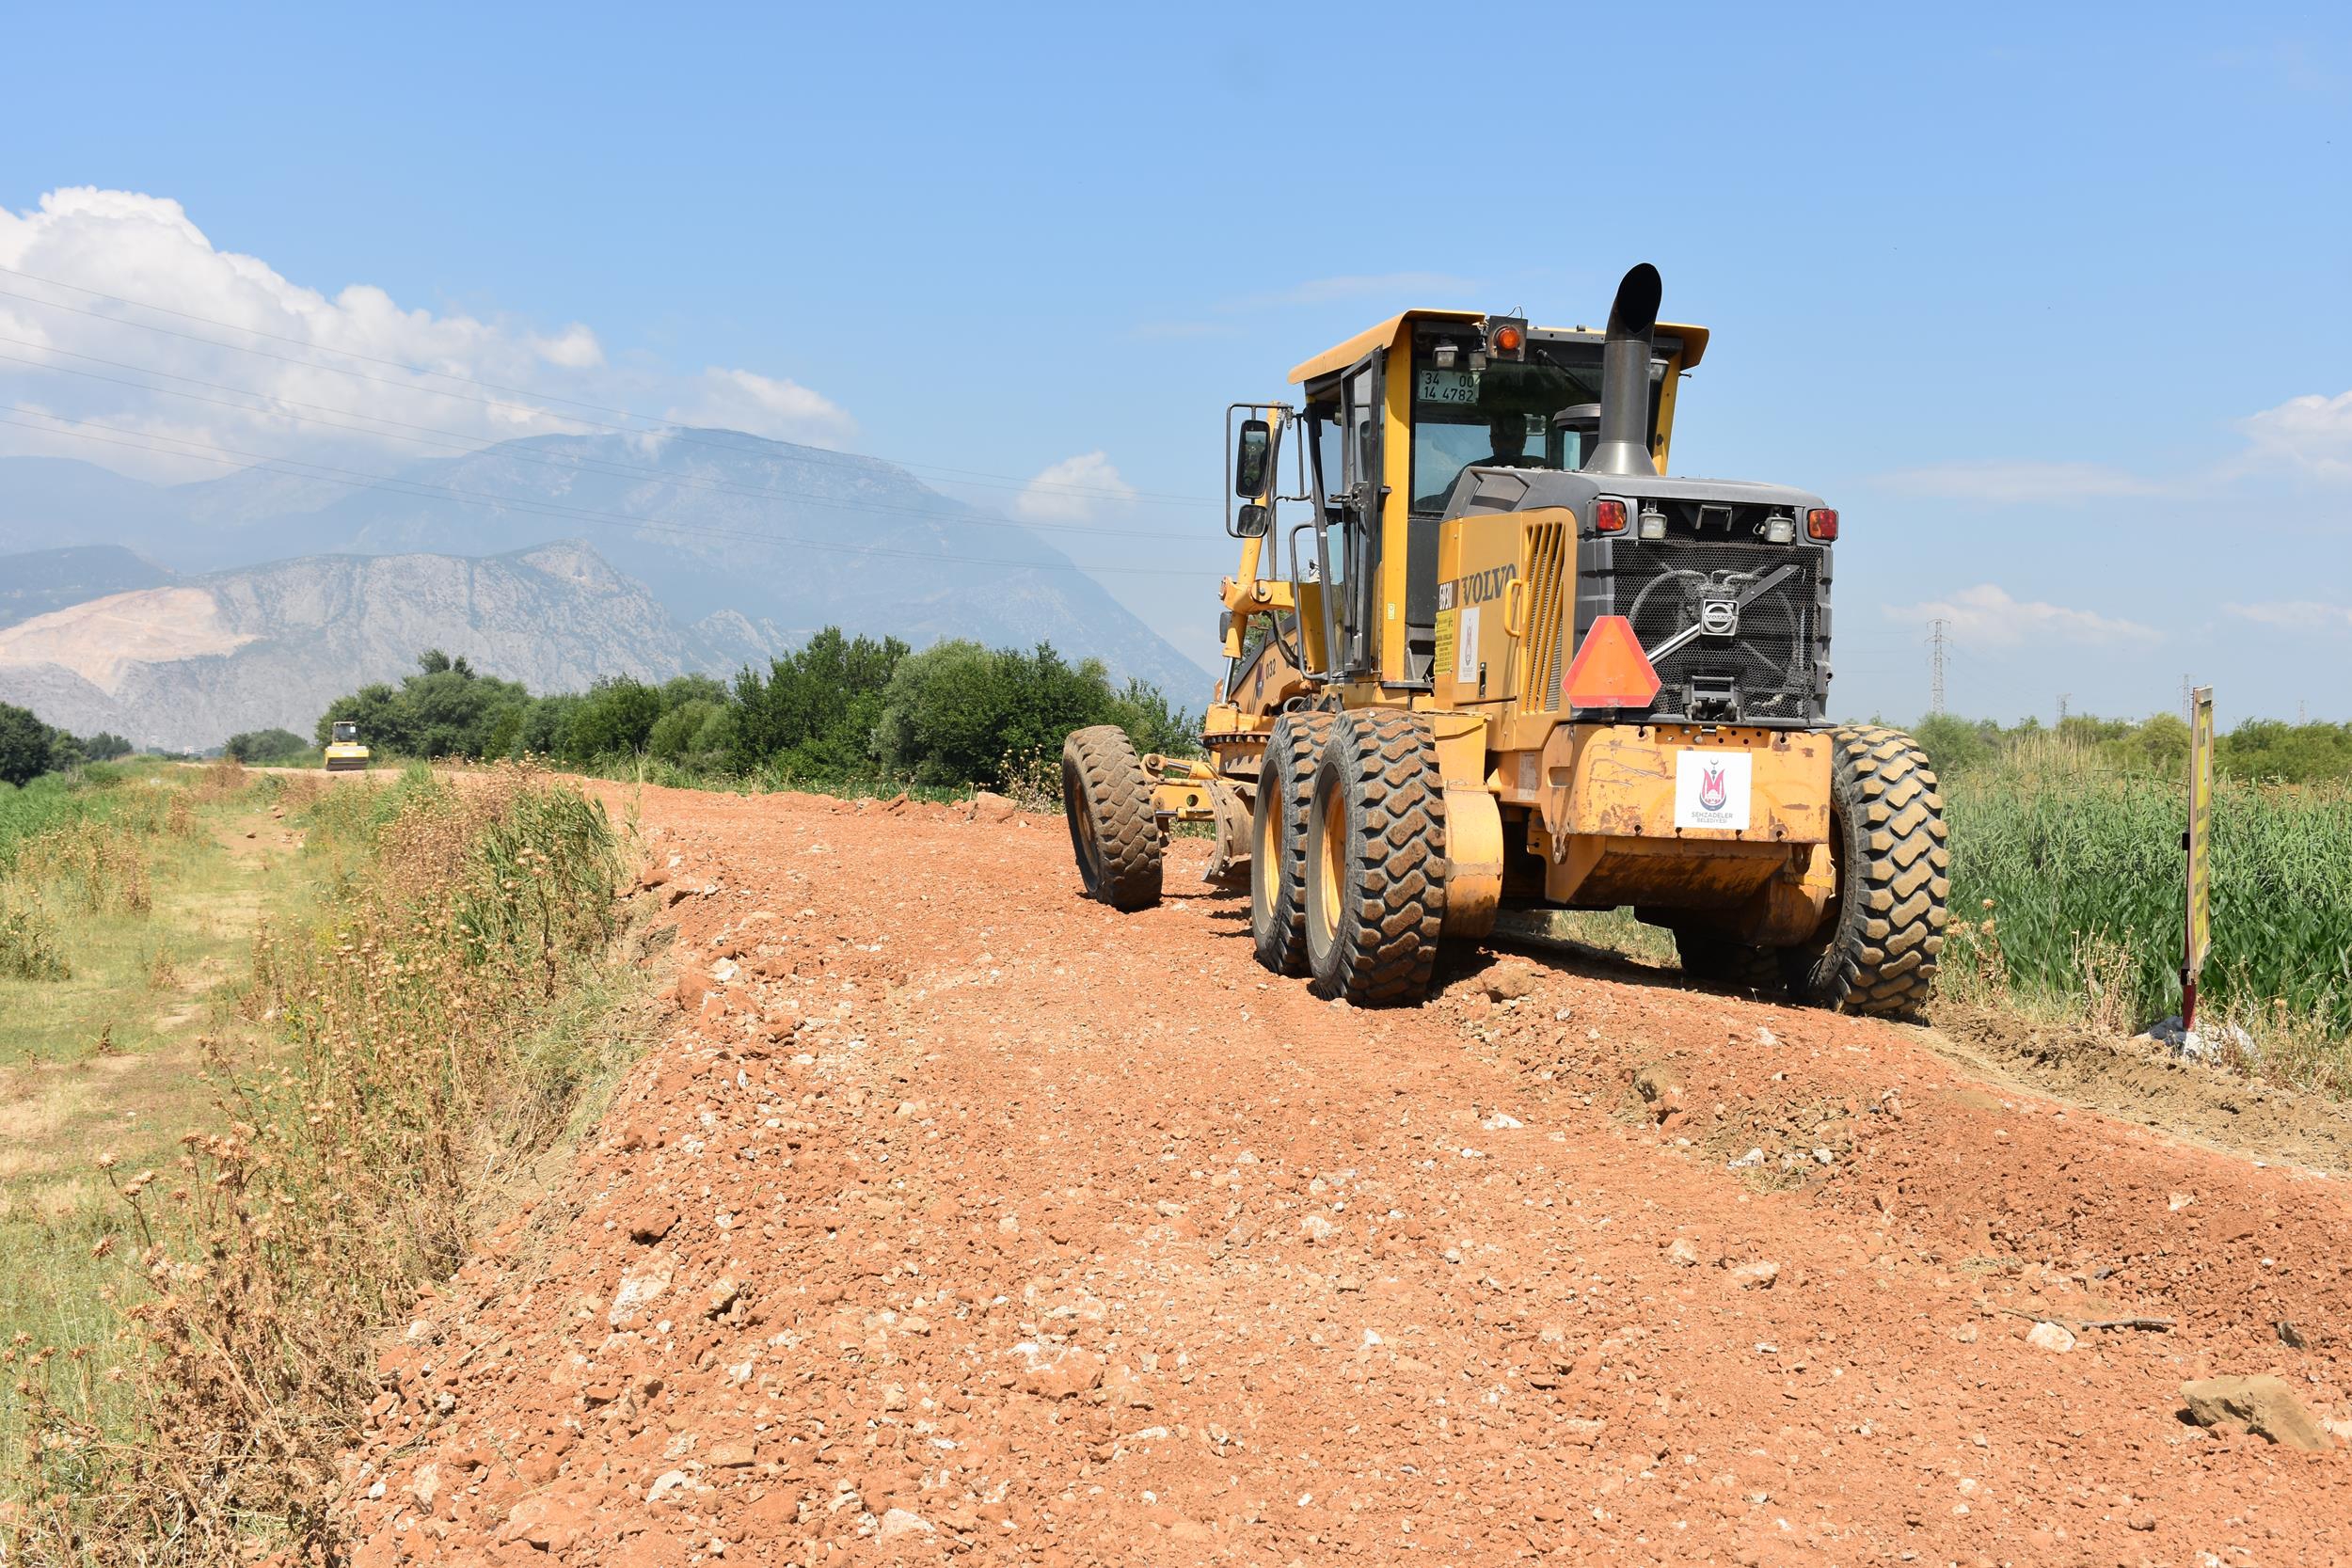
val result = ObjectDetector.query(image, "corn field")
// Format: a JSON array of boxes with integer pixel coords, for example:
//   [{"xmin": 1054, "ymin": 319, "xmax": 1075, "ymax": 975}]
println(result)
[{"xmin": 1940, "ymin": 749, "xmax": 2352, "ymax": 1044}]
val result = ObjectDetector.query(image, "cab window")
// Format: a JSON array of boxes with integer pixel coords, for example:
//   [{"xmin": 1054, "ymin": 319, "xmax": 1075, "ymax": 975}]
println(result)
[{"xmin": 1407, "ymin": 324, "xmax": 1664, "ymax": 510}]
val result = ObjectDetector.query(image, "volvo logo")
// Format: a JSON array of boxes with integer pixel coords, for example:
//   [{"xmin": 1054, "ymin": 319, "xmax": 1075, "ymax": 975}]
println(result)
[{"xmin": 1699, "ymin": 595, "xmax": 1740, "ymax": 637}]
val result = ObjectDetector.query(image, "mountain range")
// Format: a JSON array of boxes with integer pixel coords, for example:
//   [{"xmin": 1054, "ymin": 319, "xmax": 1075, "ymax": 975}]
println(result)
[{"xmin": 0, "ymin": 430, "xmax": 1208, "ymax": 748}]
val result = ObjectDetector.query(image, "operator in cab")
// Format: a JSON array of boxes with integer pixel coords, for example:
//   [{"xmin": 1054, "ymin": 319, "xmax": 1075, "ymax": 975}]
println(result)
[{"xmin": 1476, "ymin": 413, "xmax": 1552, "ymax": 473}]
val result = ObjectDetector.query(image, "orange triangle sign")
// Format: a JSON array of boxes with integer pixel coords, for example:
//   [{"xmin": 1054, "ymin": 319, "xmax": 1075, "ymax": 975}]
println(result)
[{"xmin": 1562, "ymin": 614, "xmax": 1661, "ymax": 709}]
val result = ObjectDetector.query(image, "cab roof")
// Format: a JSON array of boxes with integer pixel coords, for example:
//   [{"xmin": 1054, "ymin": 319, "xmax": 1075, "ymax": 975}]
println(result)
[{"xmin": 1288, "ymin": 308, "xmax": 1711, "ymax": 386}]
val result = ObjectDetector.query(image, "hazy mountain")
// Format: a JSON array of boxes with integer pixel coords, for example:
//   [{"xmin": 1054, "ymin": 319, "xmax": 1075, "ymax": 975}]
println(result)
[
  {"xmin": 0, "ymin": 428, "xmax": 1207, "ymax": 697},
  {"xmin": 0, "ymin": 542, "xmax": 768, "ymax": 751},
  {"xmin": 0, "ymin": 545, "xmax": 175, "ymax": 629}
]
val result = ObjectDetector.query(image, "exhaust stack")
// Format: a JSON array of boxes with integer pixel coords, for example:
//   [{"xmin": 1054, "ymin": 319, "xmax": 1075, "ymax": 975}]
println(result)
[{"xmin": 1582, "ymin": 262, "xmax": 1662, "ymax": 478}]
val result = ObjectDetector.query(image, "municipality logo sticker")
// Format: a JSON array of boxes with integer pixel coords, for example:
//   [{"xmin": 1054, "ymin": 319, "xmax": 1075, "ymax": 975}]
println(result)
[{"xmin": 1675, "ymin": 750, "xmax": 1753, "ymax": 831}]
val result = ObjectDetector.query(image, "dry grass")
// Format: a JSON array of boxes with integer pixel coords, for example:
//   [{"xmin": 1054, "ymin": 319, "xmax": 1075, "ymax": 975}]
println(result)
[{"xmin": 5, "ymin": 763, "xmax": 629, "ymax": 1564}]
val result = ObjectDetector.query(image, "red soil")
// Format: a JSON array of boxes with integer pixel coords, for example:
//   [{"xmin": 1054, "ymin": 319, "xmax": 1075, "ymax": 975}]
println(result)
[{"xmin": 341, "ymin": 783, "xmax": 2352, "ymax": 1566}]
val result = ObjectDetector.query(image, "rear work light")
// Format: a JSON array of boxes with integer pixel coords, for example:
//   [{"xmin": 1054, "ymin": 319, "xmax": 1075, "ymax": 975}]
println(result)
[
  {"xmin": 1595, "ymin": 498, "xmax": 1629, "ymax": 534},
  {"xmin": 1806, "ymin": 508, "xmax": 1839, "ymax": 541}
]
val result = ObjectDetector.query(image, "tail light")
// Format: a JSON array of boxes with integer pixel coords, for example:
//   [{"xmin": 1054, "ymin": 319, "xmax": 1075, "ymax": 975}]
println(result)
[
  {"xmin": 1595, "ymin": 498, "xmax": 1629, "ymax": 534},
  {"xmin": 1806, "ymin": 508, "xmax": 1839, "ymax": 541}
]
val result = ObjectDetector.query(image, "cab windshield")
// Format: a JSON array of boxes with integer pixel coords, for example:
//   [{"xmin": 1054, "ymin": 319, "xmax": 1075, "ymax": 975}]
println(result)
[
  {"xmin": 332, "ymin": 722, "xmax": 359, "ymax": 743},
  {"xmin": 1407, "ymin": 325, "xmax": 1660, "ymax": 511}
]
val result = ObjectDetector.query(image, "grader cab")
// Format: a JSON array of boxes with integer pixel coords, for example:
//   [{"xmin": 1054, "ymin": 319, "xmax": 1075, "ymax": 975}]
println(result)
[{"xmin": 1061, "ymin": 264, "xmax": 1947, "ymax": 1016}]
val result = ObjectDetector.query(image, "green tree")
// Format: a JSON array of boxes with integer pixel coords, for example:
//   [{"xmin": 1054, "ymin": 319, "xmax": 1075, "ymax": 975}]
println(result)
[
  {"xmin": 564, "ymin": 676, "xmax": 665, "ymax": 759},
  {"xmin": 731, "ymin": 628, "xmax": 908, "ymax": 778},
  {"xmin": 0, "ymin": 702, "xmax": 56, "ymax": 787},
  {"xmin": 80, "ymin": 732, "xmax": 133, "ymax": 762},
  {"xmin": 318, "ymin": 682, "xmax": 408, "ymax": 753},
  {"xmin": 1912, "ymin": 712, "xmax": 1994, "ymax": 775},
  {"xmin": 521, "ymin": 693, "xmax": 584, "ymax": 758},
  {"xmin": 314, "ymin": 653, "xmax": 529, "ymax": 760},
  {"xmin": 225, "ymin": 727, "xmax": 311, "ymax": 764},
  {"xmin": 648, "ymin": 698, "xmax": 722, "ymax": 762},
  {"xmin": 873, "ymin": 641, "xmax": 1167, "ymax": 788}
]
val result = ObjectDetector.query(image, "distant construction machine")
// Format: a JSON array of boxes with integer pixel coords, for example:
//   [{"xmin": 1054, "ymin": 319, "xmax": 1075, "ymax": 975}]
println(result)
[
  {"xmin": 324, "ymin": 720, "xmax": 371, "ymax": 773},
  {"xmin": 1061, "ymin": 263, "xmax": 1947, "ymax": 1015}
]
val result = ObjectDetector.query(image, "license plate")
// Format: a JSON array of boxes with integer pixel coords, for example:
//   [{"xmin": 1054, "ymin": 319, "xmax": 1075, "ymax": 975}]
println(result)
[{"xmin": 1415, "ymin": 369, "xmax": 1479, "ymax": 405}]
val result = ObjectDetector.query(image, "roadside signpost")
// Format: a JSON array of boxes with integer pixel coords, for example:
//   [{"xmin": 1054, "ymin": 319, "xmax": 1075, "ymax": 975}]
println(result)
[{"xmin": 2183, "ymin": 686, "xmax": 2215, "ymax": 1031}]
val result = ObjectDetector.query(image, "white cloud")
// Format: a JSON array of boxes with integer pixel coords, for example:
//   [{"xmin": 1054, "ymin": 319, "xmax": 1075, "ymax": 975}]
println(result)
[
  {"xmin": 0, "ymin": 185, "xmax": 852, "ymax": 478},
  {"xmin": 2238, "ymin": 389, "xmax": 2352, "ymax": 482},
  {"xmin": 531, "ymin": 324, "xmax": 604, "ymax": 369},
  {"xmin": 1867, "ymin": 460, "xmax": 2157, "ymax": 504},
  {"xmin": 1883, "ymin": 583, "xmax": 2158, "ymax": 648},
  {"xmin": 662, "ymin": 367, "xmax": 856, "ymax": 448},
  {"xmin": 2223, "ymin": 599, "xmax": 2352, "ymax": 632},
  {"xmin": 1015, "ymin": 451, "xmax": 1136, "ymax": 523}
]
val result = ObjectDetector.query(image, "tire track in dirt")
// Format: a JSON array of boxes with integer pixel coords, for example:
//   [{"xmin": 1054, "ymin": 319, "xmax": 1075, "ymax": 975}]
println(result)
[{"xmin": 342, "ymin": 785, "xmax": 2352, "ymax": 1566}]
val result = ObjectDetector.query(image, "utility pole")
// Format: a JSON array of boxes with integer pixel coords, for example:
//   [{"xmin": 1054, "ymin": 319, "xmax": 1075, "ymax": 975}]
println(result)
[{"xmin": 1927, "ymin": 618, "xmax": 1949, "ymax": 716}]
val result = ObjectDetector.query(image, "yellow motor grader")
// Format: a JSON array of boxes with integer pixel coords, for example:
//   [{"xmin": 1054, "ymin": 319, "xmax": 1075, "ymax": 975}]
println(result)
[{"xmin": 1061, "ymin": 264, "xmax": 1947, "ymax": 1015}]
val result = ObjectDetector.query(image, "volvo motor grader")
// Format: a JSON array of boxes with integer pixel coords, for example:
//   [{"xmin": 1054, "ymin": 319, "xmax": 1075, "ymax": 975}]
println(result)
[{"xmin": 1061, "ymin": 264, "xmax": 1947, "ymax": 1015}]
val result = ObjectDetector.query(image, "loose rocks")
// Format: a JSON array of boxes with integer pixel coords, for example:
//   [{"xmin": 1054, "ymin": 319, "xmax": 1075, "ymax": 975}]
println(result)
[{"xmin": 2180, "ymin": 1376, "xmax": 2335, "ymax": 1450}]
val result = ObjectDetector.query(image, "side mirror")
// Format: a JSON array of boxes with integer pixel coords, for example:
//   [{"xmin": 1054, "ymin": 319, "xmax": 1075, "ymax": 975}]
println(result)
[
  {"xmin": 1233, "ymin": 419, "xmax": 1274, "ymax": 498},
  {"xmin": 1235, "ymin": 502, "xmax": 1271, "ymax": 538}
]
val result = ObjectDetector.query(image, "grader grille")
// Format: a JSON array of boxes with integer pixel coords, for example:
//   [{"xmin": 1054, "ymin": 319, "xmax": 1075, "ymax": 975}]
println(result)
[{"xmin": 1519, "ymin": 519, "xmax": 1570, "ymax": 714}]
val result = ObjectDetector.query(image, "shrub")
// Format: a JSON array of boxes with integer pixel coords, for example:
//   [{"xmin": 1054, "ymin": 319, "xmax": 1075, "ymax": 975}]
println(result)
[
  {"xmin": 223, "ymin": 727, "xmax": 310, "ymax": 765},
  {"xmin": 0, "ymin": 883, "xmax": 69, "ymax": 979},
  {"xmin": 12, "ymin": 764, "xmax": 625, "ymax": 1559}
]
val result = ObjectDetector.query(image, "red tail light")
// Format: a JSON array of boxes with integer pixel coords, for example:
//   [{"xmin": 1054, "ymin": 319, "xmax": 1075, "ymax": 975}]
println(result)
[
  {"xmin": 1595, "ymin": 499, "xmax": 1629, "ymax": 534},
  {"xmin": 1806, "ymin": 508, "xmax": 1839, "ymax": 541}
]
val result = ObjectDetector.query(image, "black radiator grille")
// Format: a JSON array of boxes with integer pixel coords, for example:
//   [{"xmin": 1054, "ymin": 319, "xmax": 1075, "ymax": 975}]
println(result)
[{"xmin": 1612, "ymin": 538, "xmax": 1823, "ymax": 722}]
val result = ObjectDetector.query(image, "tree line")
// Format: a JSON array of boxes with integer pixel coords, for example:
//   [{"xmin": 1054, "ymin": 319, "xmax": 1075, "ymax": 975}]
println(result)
[
  {"xmin": 311, "ymin": 632, "xmax": 1195, "ymax": 789},
  {"xmin": 1913, "ymin": 709, "xmax": 2352, "ymax": 784},
  {"xmin": 0, "ymin": 701, "xmax": 131, "ymax": 788}
]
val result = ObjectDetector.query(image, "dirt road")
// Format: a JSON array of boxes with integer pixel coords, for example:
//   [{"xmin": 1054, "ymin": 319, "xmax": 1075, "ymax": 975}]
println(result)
[{"xmin": 342, "ymin": 784, "xmax": 2352, "ymax": 1566}]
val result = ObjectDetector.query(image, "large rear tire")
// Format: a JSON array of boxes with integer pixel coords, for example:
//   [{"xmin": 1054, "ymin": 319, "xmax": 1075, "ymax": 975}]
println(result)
[
  {"xmin": 1673, "ymin": 927, "xmax": 1788, "ymax": 995},
  {"xmin": 1061, "ymin": 725, "xmax": 1163, "ymax": 911},
  {"xmin": 1303, "ymin": 712, "xmax": 1448, "ymax": 1005},
  {"xmin": 1790, "ymin": 724, "xmax": 1948, "ymax": 1019},
  {"xmin": 1249, "ymin": 712, "xmax": 1332, "ymax": 975}
]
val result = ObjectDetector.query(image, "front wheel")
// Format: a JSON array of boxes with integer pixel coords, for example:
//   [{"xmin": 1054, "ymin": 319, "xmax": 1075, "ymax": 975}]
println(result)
[
  {"xmin": 1061, "ymin": 725, "xmax": 1163, "ymax": 911},
  {"xmin": 1303, "ymin": 712, "xmax": 1448, "ymax": 1006},
  {"xmin": 1788, "ymin": 725, "xmax": 1948, "ymax": 1020},
  {"xmin": 1249, "ymin": 712, "xmax": 1332, "ymax": 975}
]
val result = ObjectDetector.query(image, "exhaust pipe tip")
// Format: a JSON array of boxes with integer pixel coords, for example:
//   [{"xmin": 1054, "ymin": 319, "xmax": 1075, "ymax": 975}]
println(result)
[{"xmin": 1608, "ymin": 262, "xmax": 1661, "ymax": 337}]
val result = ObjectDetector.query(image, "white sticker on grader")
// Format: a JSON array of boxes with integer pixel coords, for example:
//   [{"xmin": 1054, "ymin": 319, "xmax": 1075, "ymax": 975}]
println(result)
[
  {"xmin": 1455, "ymin": 605, "xmax": 1482, "ymax": 683},
  {"xmin": 1674, "ymin": 750, "xmax": 1752, "ymax": 831}
]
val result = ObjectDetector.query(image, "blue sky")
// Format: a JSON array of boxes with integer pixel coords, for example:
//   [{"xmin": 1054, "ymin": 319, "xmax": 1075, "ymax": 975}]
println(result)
[{"xmin": 3, "ymin": 1, "xmax": 2347, "ymax": 724}]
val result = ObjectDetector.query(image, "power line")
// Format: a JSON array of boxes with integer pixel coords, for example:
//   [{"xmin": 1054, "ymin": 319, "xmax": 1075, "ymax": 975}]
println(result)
[
  {"xmin": 0, "ymin": 341, "xmax": 1208, "ymax": 545},
  {"xmin": 0, "ymin": 406, "xmax": 1219, "ymax": 581},
  {"xmin": 0, "ymin": 264, "xmax": 1218, "ymax": 506}
]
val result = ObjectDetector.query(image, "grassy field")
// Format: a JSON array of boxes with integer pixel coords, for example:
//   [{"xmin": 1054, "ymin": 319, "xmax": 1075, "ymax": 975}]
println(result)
[
  {"xmin": 1938, "ymin": 749, "xmax": 2352, "ymax": 1082},
  {"xmin": 1, "ymin": 760, "xmax": 641, "ymax": 1564},
  {"xmin": 0, "ymin": 763, "xmax": 297, "ymax": 1472}
]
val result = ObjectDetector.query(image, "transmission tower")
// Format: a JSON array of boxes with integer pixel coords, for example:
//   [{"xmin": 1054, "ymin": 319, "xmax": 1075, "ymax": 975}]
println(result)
[
  {"xmin": 1927, "ymin": 618, "xmax": 1949, "ymax": 716},
  {"xmin": 2058, "ymin": 692, "xmax": 2071, "ymax": 726}
]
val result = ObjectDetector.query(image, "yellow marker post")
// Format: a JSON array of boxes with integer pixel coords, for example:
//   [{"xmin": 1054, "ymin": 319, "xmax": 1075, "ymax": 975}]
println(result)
[{"xmin": 2183, "ymin": 686, "xmax": 2215, "ymax": 1030}]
